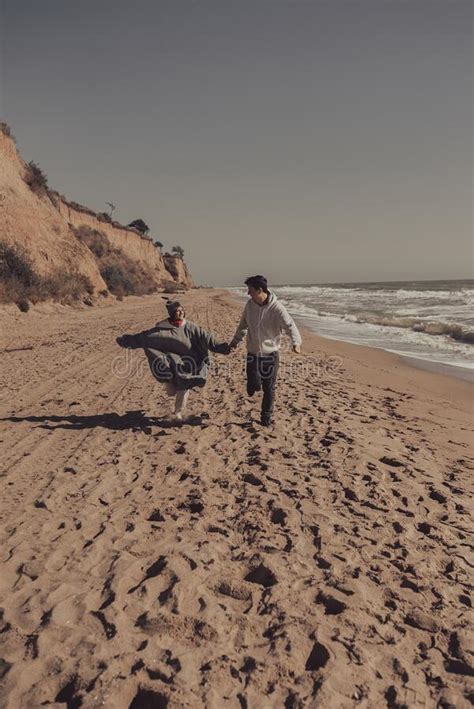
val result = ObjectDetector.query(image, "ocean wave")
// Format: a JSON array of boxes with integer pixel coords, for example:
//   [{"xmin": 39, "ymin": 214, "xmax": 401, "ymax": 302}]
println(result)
[
  {"xmin": 228, "ymin": 288, "xmax": 474, "ymax": 344},
  {"xmin": 347, "ymin": 314, "xmax": 474, "ymax": 344},
  {"xmin": 275, "ymin": 286, "xmax": 474, "ymax": 303},
  {"xmin": 280, "ymin": 299, "xmax": 474, "ymax": 344},
  {"xmin": 227, "ymin": 287, "xmax": 473, "ymax": 368},
  {"xmin": 380, "ymin": 288, "xmax": 473, "ymax": 301},
  {"xmin": 229, "ymin": 284, "xmax": 474, "ymax": 308}
]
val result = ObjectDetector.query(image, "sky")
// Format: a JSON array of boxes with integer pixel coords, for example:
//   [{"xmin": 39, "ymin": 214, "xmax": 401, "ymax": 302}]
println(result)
[{"xmin": 0, "ymin": 0, "xmax": 472, "ymax": 286}]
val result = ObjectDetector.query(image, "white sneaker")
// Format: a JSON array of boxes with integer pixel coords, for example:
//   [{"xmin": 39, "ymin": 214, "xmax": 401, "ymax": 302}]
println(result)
[{"xmin": 175, "ymin": 412, "xmax": 183, "ymax": 420}]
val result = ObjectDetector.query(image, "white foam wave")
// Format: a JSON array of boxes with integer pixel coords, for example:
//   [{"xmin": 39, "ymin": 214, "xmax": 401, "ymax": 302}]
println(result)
[{"xmin": 226, "ymin": 282, "xmax": 474, "ymax": 370}]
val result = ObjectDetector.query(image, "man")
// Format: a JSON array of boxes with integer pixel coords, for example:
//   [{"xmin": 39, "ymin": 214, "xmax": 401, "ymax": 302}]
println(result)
[
  {"xmin": 230, "ymin": 275, "xmax": 302, "ymax": 426},
  {"xmin": 117, "ymin": 301, "xmax": 230, "ymax": 420}
]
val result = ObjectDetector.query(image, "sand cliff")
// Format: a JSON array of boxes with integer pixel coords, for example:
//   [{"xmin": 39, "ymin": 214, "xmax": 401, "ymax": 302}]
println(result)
[
  {"xmin": 0, "ymin": 129, "xmax": 193, "ymax": 296},
  {"xmin": 163, "ymin": 253, "xmax": 194, "ymax": 288}
]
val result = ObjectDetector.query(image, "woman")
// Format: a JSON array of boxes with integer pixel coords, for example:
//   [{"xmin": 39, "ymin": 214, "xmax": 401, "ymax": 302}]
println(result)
[{"xmin": 116, "ymin": 301, "xmax": 230, "ymax": 419}]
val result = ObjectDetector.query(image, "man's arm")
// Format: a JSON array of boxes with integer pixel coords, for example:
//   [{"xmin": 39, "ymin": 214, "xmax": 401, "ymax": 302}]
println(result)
[
  {"xmin": 230, "ymin": 308, "xmax": 248, "ymax": 349},
  {"xmin": 278, "ymin": 305, "xmax": 302, "ymax": 352}
]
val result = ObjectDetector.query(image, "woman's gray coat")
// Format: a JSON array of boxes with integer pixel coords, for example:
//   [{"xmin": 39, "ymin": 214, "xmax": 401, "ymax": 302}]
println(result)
[{"xmin": 117, "ymin": 319, "xmax": 229, "ymax": 390}]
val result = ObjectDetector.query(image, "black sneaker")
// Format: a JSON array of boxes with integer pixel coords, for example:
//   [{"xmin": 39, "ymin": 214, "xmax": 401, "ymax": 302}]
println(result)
[{"xmin": 260, "ymin": 415, "xmax": 272, "ymax": 426}]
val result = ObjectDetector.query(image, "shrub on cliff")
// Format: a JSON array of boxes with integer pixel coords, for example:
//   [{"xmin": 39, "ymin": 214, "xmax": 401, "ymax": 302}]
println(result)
[
  {"xmin": 0, "ymin": 122, "xmax": 16, "ymax": 142},
  {"xmin": 100, "ymin": 264, "xmax": 135, "ymax": 297},
  {"xmin": 60, "ymin": 197, "xmax": 97, "ymax": 217},
  {"xmin": 74, "ymin": 226, "xmax": 158, "ymax": 297},
  {"xmin": 74, "ymin": 226, "xmax": 109, "ymax": 258},
  {"xmin": 97, "ymin": 212, "xmax": 112, "ymax": 223},
  {"xmin": 171, "ymin": 245, "xmax": 184, "ymax": 258},
  {"xmin": 0, "ymin": 241, "xmax": 38, "ymax": 288},
  {"xmin": 0, "ymin": 241, "xmax": 93, "ymax": 308},
  {"xmin": 100, "ymin": 257, "xmax": 157, "ymax": 297},
  {"xmin": 25, "ymin": 161, "xmax": 49, "ymax": 193},
  {"xmin": 39, "ymin": 271, "xmax": 94, "ymax": 302},
  {"xmin": 128, "ymin": 219, "xmax": 150, "ymax": 235}
]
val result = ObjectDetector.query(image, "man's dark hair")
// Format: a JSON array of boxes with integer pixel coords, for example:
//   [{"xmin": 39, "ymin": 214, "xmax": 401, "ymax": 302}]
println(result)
[{"xmin": 245, "ymin": 275, "xmax": 268, "ymax": 293}]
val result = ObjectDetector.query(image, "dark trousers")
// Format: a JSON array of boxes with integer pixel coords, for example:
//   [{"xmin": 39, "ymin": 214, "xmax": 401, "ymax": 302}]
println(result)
[{"xmin": 246, "ymin": 352, "xmax": 279, "ymax": 419}]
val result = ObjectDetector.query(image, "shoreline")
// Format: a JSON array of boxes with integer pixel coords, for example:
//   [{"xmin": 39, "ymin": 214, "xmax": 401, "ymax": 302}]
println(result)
[
  {"xmin": 225, "ymin": 289, "xmax": 473, "ymax": 384},
  {"xmin": 220, "ymin": 289, "xmax": 472, "ymax": 409},
  {"xmin": 1, "ymin": 285, "xmax": 472, "ymax": 395},
  {"xmin": 399, "ymin": 352, "xmax": 474, "ymax": 383}
]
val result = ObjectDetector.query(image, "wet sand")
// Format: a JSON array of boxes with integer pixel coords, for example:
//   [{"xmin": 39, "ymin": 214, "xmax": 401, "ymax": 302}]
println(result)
[{"xmin": 0, "ymin": 289, "xmax": 472, "ymax": 708}]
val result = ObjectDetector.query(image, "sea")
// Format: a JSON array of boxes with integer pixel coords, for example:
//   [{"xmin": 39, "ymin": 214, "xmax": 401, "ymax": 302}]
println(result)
[{"xmin": 227, "ymin": 279, "xmax": 474, "ymax": 377}]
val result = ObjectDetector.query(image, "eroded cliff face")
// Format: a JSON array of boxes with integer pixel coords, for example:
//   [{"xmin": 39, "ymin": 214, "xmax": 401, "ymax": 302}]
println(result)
[
  {"xmin": 163, "ymin": 254, "xmax": 195, "ymax": 288},
  {"xmin": 0, "ymin": 130, "xmax": 194, "ymax": 295},
  {"xmin": 0, "ymin": 132, "xmax": 106, "ymax": 292},
  {"xmin": 55, "ymin": 199, "xmax": 173, "ymax": 282}
]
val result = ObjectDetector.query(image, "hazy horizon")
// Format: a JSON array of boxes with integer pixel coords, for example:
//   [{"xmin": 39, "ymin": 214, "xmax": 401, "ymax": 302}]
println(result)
[
  {"xmin": 1, "ymin": 0, "xmax": 472, "ymax": 286},
  {"xmin": 226, "ymin": 277, "xmax": 474, "ymax": 288}
]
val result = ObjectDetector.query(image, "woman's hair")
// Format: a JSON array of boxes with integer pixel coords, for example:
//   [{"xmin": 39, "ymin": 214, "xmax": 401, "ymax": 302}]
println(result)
[{"xmin": 244, "ymin": 275, "xmax": 268, "ymax": 293}]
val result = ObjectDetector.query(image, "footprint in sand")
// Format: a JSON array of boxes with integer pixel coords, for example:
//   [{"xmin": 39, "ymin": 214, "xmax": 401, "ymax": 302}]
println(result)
[
  {"xmin": 244, "ymin": 563, "xmax": 278, "ymax": 588},
  {"xmin": 379, "ymin": 456, "xmax": 405, "ymax": 468},
  {"xmin": 0, "ymin": 658, "xmax": 12, "ymax": 680},
  {"xmin": 91, "ymin": 610, "xmax": 116, "ymax": 639},
  {"xmin": 269, "ymin": 507, "xmax": 287, "ymax": 525},
  {"xmin": 129, "ymin": 688, "xmax": 169, "ymax": 709},
  {"xmin": 55, "ymin": 676, "xmax": 85, "ymax": 709},
  {"xmin": 51, "ymin": 593, "xmax": 88, "ymax": 628},
  {"xmin": 315, "ymin": 591, "xmax": 347, "ymax": 615},
  {"xmin": 147, "ymin": 508, "xmax": 165, "ymax": 522},
  {"xmin": 214, "ymin": 580, "xmax": 253, "ymax": 610},
  {"xmin": 429, "ymin": 488, "xmax": 448, "ymax": 504},
  {"xmin": 178, "ymin": 498, "xmax": 204, "ymax": 514},
  {"xmin": 305, "ymin": 641, "xmax": 330, "ymax": 671},
  {"xmin": 127, "ymin": 556, "xmax": 167, "ymax": 594},
  {"xmin": 135, "ymin": 611, "xmax": 217, "ymax": 645},
  {"xmin": 158, "ymin": 573, "xmax": 179, "ymax": 606},
  {"xmin": 242, "ymin": 472, "xmax": 265, "ymax": 488}
]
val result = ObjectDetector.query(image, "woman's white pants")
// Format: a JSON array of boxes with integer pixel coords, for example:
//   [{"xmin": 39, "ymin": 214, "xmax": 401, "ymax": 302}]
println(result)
[{"xmin": 164, "ymin": 383, "xmax": 190, "ymax": 414}]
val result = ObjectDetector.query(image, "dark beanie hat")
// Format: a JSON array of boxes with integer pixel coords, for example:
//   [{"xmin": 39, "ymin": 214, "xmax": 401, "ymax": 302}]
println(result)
[{"xmin": 166, "ymin": 300, "xmax": 183, "ymax": 317}]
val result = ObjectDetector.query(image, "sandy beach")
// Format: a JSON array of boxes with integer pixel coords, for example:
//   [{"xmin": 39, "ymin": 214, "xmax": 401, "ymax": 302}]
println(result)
[{"xmin": 0, "ymin": 288, "xmax": 472, "ymax": 708}]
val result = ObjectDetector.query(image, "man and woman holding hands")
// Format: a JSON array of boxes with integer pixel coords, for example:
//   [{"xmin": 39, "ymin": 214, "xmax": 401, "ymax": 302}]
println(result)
[{"xmin": 116, "ymin": 275, "xmax": 301, "ymax": 425}]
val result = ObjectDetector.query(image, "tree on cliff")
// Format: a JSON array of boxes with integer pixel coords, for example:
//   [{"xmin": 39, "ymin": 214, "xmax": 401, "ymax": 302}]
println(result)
[
  {"xmin": 128, "ymin": 219, "xmax": 150, "ymax": 235},
  {"xmin": 171, "ymin": 245, "xmax": 184, "ymax": 259}
]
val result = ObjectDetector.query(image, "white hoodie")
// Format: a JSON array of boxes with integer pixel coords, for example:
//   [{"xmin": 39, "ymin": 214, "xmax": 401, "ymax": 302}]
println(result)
[{"xmin": 231, "ymin": 291, "xmax": 302, "ymax": 355}]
